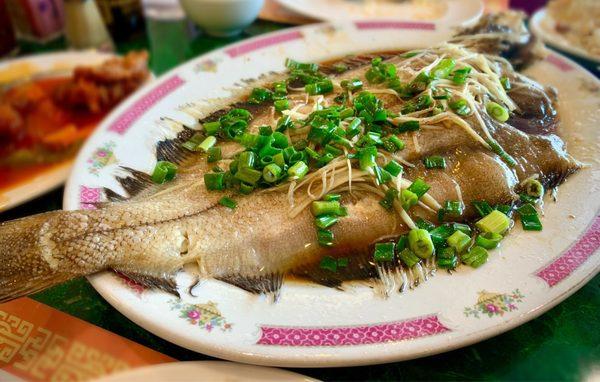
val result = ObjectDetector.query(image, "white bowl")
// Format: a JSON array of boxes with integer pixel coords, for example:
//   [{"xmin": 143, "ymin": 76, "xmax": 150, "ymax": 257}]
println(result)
[{"xmin": 179, "ymin": 0, "xmax": 264, "ymax": 37}]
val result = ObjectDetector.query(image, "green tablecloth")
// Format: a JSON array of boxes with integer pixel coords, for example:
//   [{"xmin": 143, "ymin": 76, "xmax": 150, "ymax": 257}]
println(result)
[{"xmin": 2, "ymin": 18, "xmax": 599, "ymax": 381}]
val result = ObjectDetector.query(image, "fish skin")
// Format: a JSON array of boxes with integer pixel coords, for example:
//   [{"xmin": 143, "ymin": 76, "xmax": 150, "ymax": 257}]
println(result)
[{"xmin": 0, "ymin": 36, "xmax": 581, "ymax": 302}]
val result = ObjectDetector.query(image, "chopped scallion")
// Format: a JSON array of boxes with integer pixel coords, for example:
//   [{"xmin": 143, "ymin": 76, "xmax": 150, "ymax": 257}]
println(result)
[
  {"xmin": 384, "ymin": 160, "xmax": 403, "ymax": 177},
  {"xmin": 315, "ymin": 215, "xmax": 339, "ymax": 229},
  {"xmin": 401, "ymin": 189, "xmax": 418, "ymax": 211},
  {"xmin": 311, "ymin": 200, "xmax": 343, "ymax": 216},
  {"xmin": 486, "ymin": 101, "xmax": 509, "ymax": 123},
  {"xmin": 447, "ymin": 230, "xmax": 471, "ymax": 254},
  {"xmin": 431, "ymin": 58, "xmax": 455, "ymax": 79},
  {"xmin": 274, "ymin": 99, "xmax": 290, "ymax": 112},
  {"xmin": 204, "ymin": 172, "xmax": 225, "ymax": 191},
  {"xmin": 288, "ymin": 161, "xmax": 309, "ymax": 180},
  {"xmin": 262, "ymin": 163, "xmax": 282, "ymax": 183},
  {"xmin": 151, "ymin": 161, "xmax": 177, "ymax": 184},
  {"xmin": 475, "ymin": 232, "xmax": 502, "ymax": 249},
  {"xmin": 323, "ymin": 193, "xmax": 341, "ymax": 202},
  {"xmin": 234, "ymin": 167, "xmax": 262, "ymax": 185},
  {"xmin": 451, "ymin": 67, "xmax": 471, "ymax": 85},
  {"xmin": 516, "ymin": 203, "xmax": 543, "ymax": 231},
  {"xmin": 407, "ymin": 178, "xmax": 430, "ymax": 198},
  {"xmin": 396, "ymin": 120, "xmax": 420, "ymax": 132},
  {"xmin": 319, "ymin": 256, "xmax": 338, "ymax": 271},
  {"xmin": 306, "ymin": 80, "xmax": 334, "ymax": 95},
  {"xmin": 449, "ymin": 98, "xmax": 471, "ymax": 116},
  {"xmin": 203, "ymin": 121, "xmax": 221, "ymax": 136},
  {"xmin": 219, "ymin": 197, "xmax": 237, "ymax": 209},
  {"xmin": 207, "ymin": 147, "xmax": 221, "ymax": 163},
  {"xmin": 373, "ymin": 242, "xmax": 395, "ymax": 262},
  {"xmin": 476, "ymin": 210, "xmax": 511, "ymax": 234},
  {"xmin": 399, "ymin": 248, "xmax": 420, "ymax": 267},
  {"xmin": 408, "ymin": 228, "xmax": 434, "ymax": 259},
  {"xmin": 524, "ymin": 178, "xmax": 544, "ymax": 198},
  {"xmin": 423, "ymin": 155, "xmax": 446, "ymax": 169},
  {"xmin": 461, "ymin": 246, "xmax": 488, "ymax": 268},
  {"xmin": 317, "ymin": 229, "xmax": 334, "ymax": 247},
  {"xmin": 487, "ymin": 139, "xmax": 517, "ymax": 167}
]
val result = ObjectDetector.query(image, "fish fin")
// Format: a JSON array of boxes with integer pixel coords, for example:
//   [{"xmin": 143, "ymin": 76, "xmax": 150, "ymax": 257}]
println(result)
[
  {"xmin": 104, "ymin": 125, "xmax": 199, "ymax": 202},
  {"xmin": 103, "ymin": 188, "xmax": 126, "ymax": 203},
  {"xmin": 117, "ymin": 167, "xmax": 154, "ymax": 196},
  {"xmin": 0, "ymin": 272, "xmax": 74, "ymax": 303},
  {"xmin": 116, "ymin": 271, "xmax": 180, "ymax": 297},
  {"xmin": 156, "ymin": 125, "xmax": 196, "ymax": 164},
  {"xmin": 0, "ymin": 211, "xmax": 102, "ymax": 303},
  {"xmin": 292, "ymin": 257, "xmax": 377, "ymax": 289},
  {"xmin": 373, "ymin": 259, "xmax": 436, "ymax": 297},
  {"xmin": 292, "ymin": 257, "xmax": 437, "ymax": 297},
  {"xmin": 216, "ymin": 273, "xmax": 283, "ymax": 299}
]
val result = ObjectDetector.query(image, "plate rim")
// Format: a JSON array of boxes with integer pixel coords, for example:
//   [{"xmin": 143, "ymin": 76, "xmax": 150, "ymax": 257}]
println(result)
[
  {"xmin": 63, "ymin": 22, "xmax": 600, "ymax": 367},
  {"xmin": 530, "ymin": 8, "xmax": 600, "ymax": 64}
]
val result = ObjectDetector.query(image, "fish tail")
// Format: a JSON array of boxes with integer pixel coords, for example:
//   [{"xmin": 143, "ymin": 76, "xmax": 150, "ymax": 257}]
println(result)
[{"xmin": 0, "ymin": 211, "xmax": 110, "ymax": 303}]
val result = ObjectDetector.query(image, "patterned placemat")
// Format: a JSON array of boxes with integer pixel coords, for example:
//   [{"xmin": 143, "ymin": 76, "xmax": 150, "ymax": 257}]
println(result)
[{"xmin": 0, "ymin": 298, "xmax": 174, "ymax": 381}]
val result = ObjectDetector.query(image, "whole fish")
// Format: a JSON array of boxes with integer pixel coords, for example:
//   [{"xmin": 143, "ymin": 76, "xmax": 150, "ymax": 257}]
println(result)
[{"xmin": 0, "ymin": 12, "xmax": 581, "ymax": 302}]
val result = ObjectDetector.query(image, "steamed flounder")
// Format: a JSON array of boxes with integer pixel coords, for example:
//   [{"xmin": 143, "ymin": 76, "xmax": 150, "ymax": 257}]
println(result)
[{"xmin": 0, "ymin": 15, "xmax": 581, "ymax": 302}]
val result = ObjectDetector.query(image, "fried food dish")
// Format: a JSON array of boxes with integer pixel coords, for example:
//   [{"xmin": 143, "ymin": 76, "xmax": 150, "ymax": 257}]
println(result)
[{"xmin": 0, "ymin": 51, "xmax": 149, "ymax": 189}]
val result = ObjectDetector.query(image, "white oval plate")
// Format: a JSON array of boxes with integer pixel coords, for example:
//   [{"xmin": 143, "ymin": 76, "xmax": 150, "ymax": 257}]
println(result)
[
  {"xmin": 64, "ymin": 21, "xmax": 600, "ymax": 367},
  {"xmin": 276, "ymin": 0, "xmax": 483, "ymax": 25},
  {"xmin": 0, "ymin": 51, "xmax": 116, "ymax": 212},
  {"xmin": 530, "ymin": 8, "xmax": 600, "ymax": 64}
]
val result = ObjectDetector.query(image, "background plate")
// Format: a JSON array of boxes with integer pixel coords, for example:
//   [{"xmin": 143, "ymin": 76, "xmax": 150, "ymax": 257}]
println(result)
[
  {"xmin": 0, "ymin": 51, "xmax": 115, "ymax": 212},
  {"xmin": 64, "ymin": 21, "xmax": 600, "ymax": 367},
  {"xmin": 276, "ymin": 0, "xmax": 483, "ymax": 25},
  {"xmin": 530, "ymin": 8, "xmax": 600, "ymax": 64}
]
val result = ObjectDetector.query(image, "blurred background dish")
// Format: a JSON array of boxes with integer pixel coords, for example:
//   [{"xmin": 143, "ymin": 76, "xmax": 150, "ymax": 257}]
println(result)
[
  {"xmin": 178, "ymin": 0, "xmax": 264, "ymax": 37},
  {"xmin": 530, "ymin": 0, "xmax": 600, "ymax": 63},
  {"xmin": 93, "ymin": 361, "xmax": 317, "ymax": 382},
  {"xmin": 275, "ymin": 0, "xmax": 483, "ymax": 25},
  {"xmin": 0, "ymin": 50, "xmax": 150, "ymax": 212}
]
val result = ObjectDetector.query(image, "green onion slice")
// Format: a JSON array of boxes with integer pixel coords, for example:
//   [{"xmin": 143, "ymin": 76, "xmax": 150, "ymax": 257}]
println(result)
[
  {"xmin": 475, "ymin": 232, "xmax": 502, "ymax": 249},
  {"xmin": 461, "ymin": 245, "xmax": 488, "ymax": 268},
  {"xmin": 476, "ymin": 210, "xmax": 510, "ymax": 234},
  {"xmin": 152, "ymin": 161, "xmax": 177, "ymax": 184},
  {"xmin": 408, "ymin": 228, "xmax": 434, "ymax": 259},
  {"xmin": 219, "ymin": 197, "xmax": 237, "ymax": 209},
  {"xmin": 447, "ymin": 230, "xmax": 471, "ymax": 254},
  {"xmin": 373, "ymin": 242, "xmax": 395, "ymax": 262},
  {"xmin": 486, "ymin": 101, "xmax": 509, "ymax": 122}
]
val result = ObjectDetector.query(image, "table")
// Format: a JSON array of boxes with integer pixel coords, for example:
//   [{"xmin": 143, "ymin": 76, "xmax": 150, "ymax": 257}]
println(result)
[{"xmin": 2, "ymin": 16, "xmax": 599, "ymax": 381}]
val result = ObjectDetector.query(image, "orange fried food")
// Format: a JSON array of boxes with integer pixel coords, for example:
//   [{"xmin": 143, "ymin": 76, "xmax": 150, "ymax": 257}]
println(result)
[
  {"xmin": 3, "ymin": 82, "xmax": 46, "ymax": 113},
  {"xmin": 0, "ymin": 103, "xmax": 24, "ymax": 142},
  {"xmin": 54, "ymin": 51, "xmax": 150, "ymax": 113}
]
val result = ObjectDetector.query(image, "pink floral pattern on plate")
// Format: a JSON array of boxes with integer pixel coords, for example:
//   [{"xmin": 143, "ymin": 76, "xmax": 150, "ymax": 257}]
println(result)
[
  {"xmin": 257, "ymin": 315, "xmax": 449, "ymax": 346},
  {"xmin": 224, "ymin": 31, "xmax": 303, "ymax": 58},
  {"xmin": 536, "ymin": 216, "xmax": 600, "ymax": 287},
  {"xmin": 354, "ymin": 21, "xmax": 435, "ymax": 31},
  {"xmin": 545, "ymin": 54, "xmax": 574, "ymax": 72},
  {"xmin": 193, "ymin": 58, "xmax": 221, "ymax": 73},
  {"xmin": 79, "ymin": 186, "xmax": 101, "ymax": 210},
  {"xmin": 87, "ymin": 141, "xmax": 116, "ymax": 176},
  {"xmin": 169, "ymin": 300, "xmax": 232, "ymax": 332},
  {"xmin": 108, "ymin": 75, "xmax": 185, "ymax": 135},
  {"xmin": 464, "ymin": 290, "xmax": 525, "ymax": 318}
]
